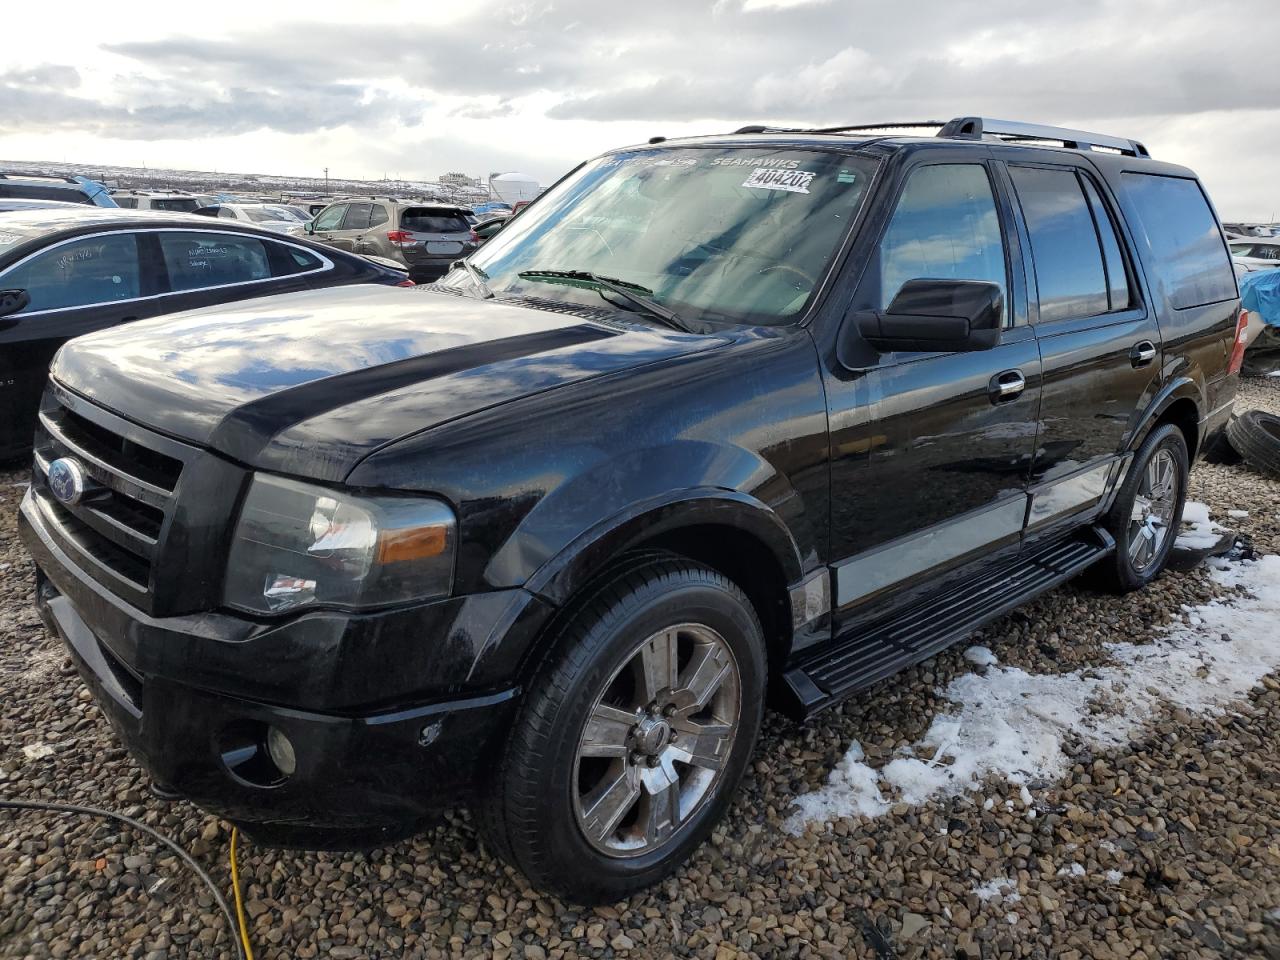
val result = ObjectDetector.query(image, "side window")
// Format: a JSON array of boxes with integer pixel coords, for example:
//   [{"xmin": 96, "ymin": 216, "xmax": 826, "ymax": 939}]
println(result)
[
  {"xmin": 1009, "ymin": 166, "xmax": 1109, "ymax": 323},
  {"xmin": 341, "ymin": 203, "xmax": 373, "ymax": 231},
  {"xmin": 879, "ymin": 164, "xmax": 1006, "ymax": 311},
  {"xmin": 313, "ymin": 205, "xmax": 346, "ymax": 231},
  {"xmin": 1079, "ymin": 177, "xmax": 1132, "ymax": 312},
  {"xmin": 217, "ymin": 206, "xmax": 237, "ymax": 219},
  {"xmin": 1120, "ymin": 173, "xmax": 1235, "ymax": 309},
  {"xmin": 158, "ymin": 232, "xmax": 270, "ymax": 292},
  {"xmin": 368, "ymin": 204, "xmax": 389, "ymax": 228},
  {"xmin": 114, "ymin": 196, "xmax": 138, "ymax": 209},
  {"xmin": 1, "ymin": 233, "xmax": 141, "ymax": 311},
  {"xmin": 270, "ymin": 243, "xmax": 324, "ymax": 276}
]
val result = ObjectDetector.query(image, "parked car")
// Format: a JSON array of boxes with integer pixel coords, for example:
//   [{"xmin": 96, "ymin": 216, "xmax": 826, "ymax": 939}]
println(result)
[
  {"xmin": 17, "ymin": 117, "xmax": 1243, "ymax": 903},
  {"xmin": 471, "ymin": 214, "xmax": 510, "ymax": 244},
  {"xmin": 1229, "ymin": 237, "xmax": 1280, "ymax": 273},
  {"xmin": 110, "ymin": 191, "xmax": 204, "ymax": 213},
  {"xmin": 0, "ymin": 173, "xmax": 116, "ymax": 207},
  {"xmin": 0, "ymin": 206, "xmax": 413, "ymax": 459},
  {"xmin": 208, "ymin": 202, "xmax": 306, "ymax": 235},
  {"xmin": 305, "ymin": 198, "xmax": 476, "ymax": 282}
]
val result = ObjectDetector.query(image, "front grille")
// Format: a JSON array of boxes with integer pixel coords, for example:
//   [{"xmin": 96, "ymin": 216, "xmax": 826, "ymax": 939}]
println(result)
[{"xmin": 31, "ymin": 388, "xmax": 204, "ymax": 613}]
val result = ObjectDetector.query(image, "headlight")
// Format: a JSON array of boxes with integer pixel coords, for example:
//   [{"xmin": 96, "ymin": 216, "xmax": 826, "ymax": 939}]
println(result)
[{"xmin": 223, "ymin": 474, "xmax": 456, "ymax": 614}]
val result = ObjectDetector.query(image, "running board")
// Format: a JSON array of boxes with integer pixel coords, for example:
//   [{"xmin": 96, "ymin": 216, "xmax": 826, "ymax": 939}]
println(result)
[{"xmin": 782, "ymin": 527, "xmax": 1115, "ymax": 719}]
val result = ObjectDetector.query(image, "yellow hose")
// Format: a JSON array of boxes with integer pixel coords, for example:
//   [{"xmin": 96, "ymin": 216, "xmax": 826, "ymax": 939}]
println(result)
[{"xmin": 229, "ymin": 827, "xmax": 256, "ymax": 960}]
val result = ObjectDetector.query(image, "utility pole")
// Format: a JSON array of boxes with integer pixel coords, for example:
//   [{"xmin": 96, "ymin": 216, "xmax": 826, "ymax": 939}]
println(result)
[{"xmin": 324, "ymin": 167, "xmax": 329, "ymax": 194}]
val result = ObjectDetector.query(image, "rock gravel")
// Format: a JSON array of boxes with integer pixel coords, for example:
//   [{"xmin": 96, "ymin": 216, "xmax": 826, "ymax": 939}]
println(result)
[{"xmin": 2, "ymin": 376, "xmax": 1279, "ymax": 959}]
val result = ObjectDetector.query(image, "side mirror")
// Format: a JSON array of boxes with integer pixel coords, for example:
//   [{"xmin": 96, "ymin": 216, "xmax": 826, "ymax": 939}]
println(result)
[
  {"xmin": 858, "ymin": 279, "xmax": 1004, "ymax": 353},
  {"xmin": 0, "ymin": 288, "xmax": 30, "ymax": 318},
  {"xmin": 304, "ymin": 221, "xmax": 315, "ymax": 234}
]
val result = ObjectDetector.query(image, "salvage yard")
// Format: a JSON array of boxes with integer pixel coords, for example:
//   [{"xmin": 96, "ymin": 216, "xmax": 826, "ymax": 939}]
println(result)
[{"xmin": 2, "ymin": 376, "xmax": 1280, "ymax": 960}]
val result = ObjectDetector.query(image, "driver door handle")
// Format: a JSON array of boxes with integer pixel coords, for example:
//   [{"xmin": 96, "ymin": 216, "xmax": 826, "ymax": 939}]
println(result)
[
  {"xmin": 1131, "ymin": 340, "xmax": 1157, "ymax": 367},
  {"xmin": 989, "ymin": 369, "xmax": 1025, "ymax": 403}
]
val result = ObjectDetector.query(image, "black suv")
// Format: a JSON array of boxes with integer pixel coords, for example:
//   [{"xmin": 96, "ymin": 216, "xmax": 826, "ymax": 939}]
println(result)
[
  {"xmin": 0, "ymin": 172, "xmax": 117, "ymax": 206},
  {"xmin": 17, "ymin": 118, "xmax": 1244, "ymax": 903}
]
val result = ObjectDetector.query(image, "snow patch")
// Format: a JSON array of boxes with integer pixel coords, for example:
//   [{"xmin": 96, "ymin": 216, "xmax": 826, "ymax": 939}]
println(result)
[
  {"xmin": 1228, "ymin": 510, "xmax": 1249, "ymax": 519},
  {"xmin": 1056, "ymin": 863, "xmax": 1086, "ymax": 877},
  {"xmin": 788, "ymin": 555, "xmax": 1280, "ymax": 831},
  {"xmin": 1105, "ymin": 870, "xmax": 1124, "ymax": 884},
  {"xmin": 1175, "ymin": 501, "xmax": 1228, "ymax": 551},
  {"xmin": 964, "ymin": 645, "xmax": 999, "ymax": 667},
  {"xmin": 973, "ymin": 877, "xmax": 1020, "ymax": 902},
  {"xmin": 22, "ymin": 743, "xmax": 55, "ymax": 760}
]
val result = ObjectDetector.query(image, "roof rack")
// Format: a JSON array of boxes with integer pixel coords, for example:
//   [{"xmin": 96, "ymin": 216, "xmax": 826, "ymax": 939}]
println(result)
[
  {"xmin": 0, "ymin": 172, "xmax": 81, "ymax": 183},
  {"xmin": 937, "ymin": 117, "xmax": 1150, "ymax": 158},
  {"xmin": 729, "ymin": 117, "xmax": 1151, "ymax": 158}
]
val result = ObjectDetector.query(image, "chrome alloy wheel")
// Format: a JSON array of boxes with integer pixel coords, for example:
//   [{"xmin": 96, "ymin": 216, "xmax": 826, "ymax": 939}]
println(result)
[
  {"xmin": 1128, "ymin": 448, "xmax": 1180, "ymax": 572},
  {"xmin": 572, "ymin": 623, "xmax": 741, "ymax": 857}
]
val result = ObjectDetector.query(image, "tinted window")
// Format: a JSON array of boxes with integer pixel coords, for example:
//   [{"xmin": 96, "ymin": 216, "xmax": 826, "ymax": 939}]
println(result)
[
  {"xmin": 2, "ymin": 233, "xmax": 141, "ymax": 310},
  {"xmin": 879, "ymin": 164, "xmax": 1006, "ymax": 310},
  {"xmin": 400, "ymin": 207, "xmax": 471, "ymax": 233},
  {"xmin": 0, "ymin": 184, "xmax": 90, "ymax": 203},
  {"xmin": 152, "ymin": 198, "xmax": 200, "ymax": 212},
  {"xmin": 313, "ymin": 204, "xmax": 346, "ymax": 231},
  {"xmin": 217, "ymin": 206, "xmax": 237, "ymax": 219},
  {"xmin": 1121, "ymin": 173, "xmax": 1235, "ymax": 309},
  {"xmin": 114, "ymin": 196, "xmax": 139, "ymax": 209},
  {"xmin": 369, "ymin": 205, "xmax": 389, "ymax": 228},
  {"xmin": 1010, "ymin": 166, "xmax": 1108, "ymax": 323},
  {"xmin": 341, "ymin": 203, "xmax": 373, "ymax": 231},
  {"xmin": 158, "ymin": 232, "xmax": 270, "ymax": 292},
  {"xmin": 276, "ymin": 244, "xmax": 324, "ymax": 275},
  {"xmin": 1079, "ymin": 176, "xmax": 1132, "ymax": 312}
]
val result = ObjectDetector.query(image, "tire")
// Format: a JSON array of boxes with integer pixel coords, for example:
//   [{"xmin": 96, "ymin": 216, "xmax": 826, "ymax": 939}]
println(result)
[
  {"xmin": 1094, "ymin": 423, "xmax": 1189, "ymax": 593},
  {"xmin": 1226, "ymin": 410, "xmax": 1280, "ymax": 479},
  {"xmin": 479, "ymin": 553, "xmax": 766, "ymax": 904}
]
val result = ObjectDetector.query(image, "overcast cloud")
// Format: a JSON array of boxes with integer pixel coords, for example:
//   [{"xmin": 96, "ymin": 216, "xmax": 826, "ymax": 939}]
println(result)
[{"xmin": 1, "ymin": 0, "xmax": 1276, "ymax": 217}]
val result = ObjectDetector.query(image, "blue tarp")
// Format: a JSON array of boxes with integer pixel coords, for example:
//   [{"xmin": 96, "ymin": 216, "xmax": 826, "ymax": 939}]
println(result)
[{"xmin": 1240, "ymin": 269, "xmax": 1280, "ymax": 329}]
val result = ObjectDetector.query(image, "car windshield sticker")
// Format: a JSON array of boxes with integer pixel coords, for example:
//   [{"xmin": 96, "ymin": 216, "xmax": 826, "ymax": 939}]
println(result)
[
  {"xmin": 742, "ymin": 167, "xmax": 816, "ymax": 194},
  {"xmin": 838, "ymin": 170, "xmax": 858, "ymax": 184}
]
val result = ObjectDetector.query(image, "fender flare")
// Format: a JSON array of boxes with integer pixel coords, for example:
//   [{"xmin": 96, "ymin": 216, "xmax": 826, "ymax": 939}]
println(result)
[
  {"xmin": 1126, "ymin": 375, "xmax": 1204, "ymax": 454},
  {"xmin": 523, "ymin": 487, "xmax": 806, "ymax": 608}
]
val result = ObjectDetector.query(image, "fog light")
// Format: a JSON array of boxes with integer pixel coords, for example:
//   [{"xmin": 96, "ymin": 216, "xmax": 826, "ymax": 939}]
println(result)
[{"xmin": 266, "ymin": 726, "xmax": 297, "ymax": 777}]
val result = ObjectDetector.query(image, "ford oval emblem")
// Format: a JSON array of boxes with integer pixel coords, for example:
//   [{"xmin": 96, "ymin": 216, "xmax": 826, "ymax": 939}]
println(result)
[{"xmin": 47, "ymin": 457, "xmax": 87, "ymax": 507}]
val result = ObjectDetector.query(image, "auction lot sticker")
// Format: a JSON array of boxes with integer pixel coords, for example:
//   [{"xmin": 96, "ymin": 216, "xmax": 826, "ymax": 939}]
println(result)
[{"xmin": 742, "ymin": 167, "xmax": 816, "ymax": 194}]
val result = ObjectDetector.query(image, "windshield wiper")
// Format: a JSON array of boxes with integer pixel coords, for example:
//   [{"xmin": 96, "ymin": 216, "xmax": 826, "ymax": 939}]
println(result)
[
  {"xmin": 455, "ymin": 258, "xmax": 493, "ymax": 299},
  {"xmin": 517, "ymin": 269, "xmax": 693, "ymax": 333}
]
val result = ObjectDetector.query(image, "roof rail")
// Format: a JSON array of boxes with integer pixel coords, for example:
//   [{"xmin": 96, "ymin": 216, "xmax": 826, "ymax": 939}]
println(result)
[
  {"xmin": 937, "ymin": 117, "xmax": 1151, "ymax": 158},
  {"xmin": 0, "ymin": 172, "xmax": 80, "ymax": 183},
  {"xmin": 808, "ymin": 121, "xmax": 948, "ymax": 135}
]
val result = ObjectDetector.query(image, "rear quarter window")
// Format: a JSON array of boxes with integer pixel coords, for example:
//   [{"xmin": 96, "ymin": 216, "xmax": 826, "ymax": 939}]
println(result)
[{"xmin": 1120, "ymin": 173, "xmax": 1235, "ymax": 309}]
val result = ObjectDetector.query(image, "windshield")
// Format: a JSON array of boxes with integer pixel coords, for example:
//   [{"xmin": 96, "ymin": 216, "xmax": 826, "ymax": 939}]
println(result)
[
  {"xmin": 442, "ymin": 146, "xmax": 876, "ymax": 325},
  {"xmin": 151, "ymin": 198, "xmax": 200, "ymax": 212}
]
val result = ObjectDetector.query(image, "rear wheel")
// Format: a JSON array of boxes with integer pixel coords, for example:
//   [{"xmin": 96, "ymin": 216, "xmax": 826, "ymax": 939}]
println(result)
[
  {"xmin": 480, "ymin": 554, "xmax": 766, "ymax": 903},
  {"xmin": 1094, "ymin": 423, "xmax": 1189, "ymax": 592}
]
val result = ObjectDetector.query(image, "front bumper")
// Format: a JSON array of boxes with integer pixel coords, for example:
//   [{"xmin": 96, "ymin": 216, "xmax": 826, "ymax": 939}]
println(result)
[{"xmin": 19, "ymin": 488, "xmax": 547, "ymax": 843}]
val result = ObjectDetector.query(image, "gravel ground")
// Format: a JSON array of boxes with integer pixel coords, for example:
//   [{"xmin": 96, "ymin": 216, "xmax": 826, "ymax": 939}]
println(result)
[{"xmin": 2, "ymin": 376, "xmax": 1279, "ymax": 960}]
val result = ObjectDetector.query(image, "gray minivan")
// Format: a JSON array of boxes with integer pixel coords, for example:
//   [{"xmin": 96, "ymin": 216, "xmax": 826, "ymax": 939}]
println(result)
[{"xmin": 306, "ymin": 198, "xmax": 477, "ymax": 282}]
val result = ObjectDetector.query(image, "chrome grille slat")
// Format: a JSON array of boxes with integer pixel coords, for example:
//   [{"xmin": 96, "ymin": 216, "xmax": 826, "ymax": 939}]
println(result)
[
  {"xmin": 38, "ymin": 410, "xmax": 172, "ymax": 508},
  {"xmin": 31, "ymin": 488, "xmax": 150, "ymax": 596}
]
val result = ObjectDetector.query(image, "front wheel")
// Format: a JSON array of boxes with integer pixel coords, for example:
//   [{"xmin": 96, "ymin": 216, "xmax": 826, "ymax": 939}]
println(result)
[
  {"xmin": 479, "ymin": 555, "xmax": 766, "ymax": 903},
  {"xmin": 1094, "ymin": 423, "xmax": 1189, "ymax": 592}
]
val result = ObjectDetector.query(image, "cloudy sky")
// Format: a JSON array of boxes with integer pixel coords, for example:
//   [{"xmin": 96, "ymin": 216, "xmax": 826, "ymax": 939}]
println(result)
[{"xmin": 2, "ymin": 0, "xmax": 1276, "ymax": 218}]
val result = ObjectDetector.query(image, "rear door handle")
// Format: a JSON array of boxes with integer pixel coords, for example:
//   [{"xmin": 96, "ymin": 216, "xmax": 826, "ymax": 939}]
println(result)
[
  {"xmin": 989, "ymin": 369, "xmax": 1026, "ymax": 403},
  {"xmin": 1131, "ymin": 340, "xmax": 1157, "ymax": 367}
]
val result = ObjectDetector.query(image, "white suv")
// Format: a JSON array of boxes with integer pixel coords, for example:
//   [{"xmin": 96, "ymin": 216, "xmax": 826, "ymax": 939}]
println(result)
[{"xmin": 110, "ymin": 191, "xmax": 204, "ymax": 213}]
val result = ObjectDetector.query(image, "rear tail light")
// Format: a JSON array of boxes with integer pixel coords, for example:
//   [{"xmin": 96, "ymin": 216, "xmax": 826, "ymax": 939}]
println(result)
[
  {"xmin": 469, "ymin": 229, "xmax": 480, "ymax": 243},
  {"xmin": 396, "ymin": 278, "xmax": 416, "ymax": 287},
  {"xmin": 387, "ymin": 230, "xmax": 417, "ymax": 247},
  {"xmin": 1227, "ymin": 309, "xmax": 1250, "ymax": 375}
]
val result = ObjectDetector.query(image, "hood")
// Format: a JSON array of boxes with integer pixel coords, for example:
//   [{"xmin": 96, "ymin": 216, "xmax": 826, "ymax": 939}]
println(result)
[{"xmin": 53, "ymin": 285, "xmax": 721, "ymax": 482}]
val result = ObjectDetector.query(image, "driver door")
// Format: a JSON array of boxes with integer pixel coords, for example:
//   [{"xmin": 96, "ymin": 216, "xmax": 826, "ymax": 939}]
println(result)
[{"xmin": 825, "ymin": 159, "xmax": 1042, "ymax": 627}]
